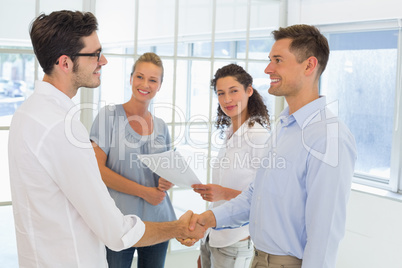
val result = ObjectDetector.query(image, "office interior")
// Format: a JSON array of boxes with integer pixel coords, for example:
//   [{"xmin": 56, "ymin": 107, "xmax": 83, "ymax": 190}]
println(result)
[{"xmin": 1, "ymin": 0, "xmax": 402, "ymax": 267}]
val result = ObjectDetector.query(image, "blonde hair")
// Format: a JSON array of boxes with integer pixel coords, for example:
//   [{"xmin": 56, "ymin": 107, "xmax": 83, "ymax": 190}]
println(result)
[{"xmin": 131, "ymin": 52, "xmax": 164, "ymax": 83}]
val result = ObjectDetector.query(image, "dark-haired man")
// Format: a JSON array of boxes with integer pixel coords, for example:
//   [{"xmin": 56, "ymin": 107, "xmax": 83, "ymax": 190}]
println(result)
[
  {"xmin": 8, "ymin": 10, "xmax": 204, "ymax": 267},
  {"xmin": 186, "ymin": 24, "xmax": 357, "ymax": 268}
]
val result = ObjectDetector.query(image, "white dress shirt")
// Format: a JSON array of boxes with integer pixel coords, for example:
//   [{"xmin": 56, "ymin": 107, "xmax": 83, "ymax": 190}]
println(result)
[
  {"xmin": 212, "ymin": 97, "xmax": 357, "ymax": 268},
  {"xmin": 8, "ymin": 81, "xmax": 145, "ymax": 268},
  {"xmin": 208, "ymin": 121, "xmax": 269, "ymax": 248}
]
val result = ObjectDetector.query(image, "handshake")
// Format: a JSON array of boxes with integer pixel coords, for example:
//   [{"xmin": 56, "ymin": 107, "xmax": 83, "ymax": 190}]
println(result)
[{"xmin": 175, "ymin": 210, "xmax": 216, "ymax": 246}]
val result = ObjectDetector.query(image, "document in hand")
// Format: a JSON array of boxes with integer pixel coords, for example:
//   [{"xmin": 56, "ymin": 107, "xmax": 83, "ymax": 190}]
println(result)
[{"xmin": 137, "ymin": 150, "xmax": 202, "ymax": 189}]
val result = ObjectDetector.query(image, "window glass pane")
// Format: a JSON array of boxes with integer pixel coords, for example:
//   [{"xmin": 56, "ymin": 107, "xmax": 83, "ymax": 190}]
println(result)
[
  {"xmin": 0, "ymin": 53, "xmax": 35, "ymax": 126},
  {"xmin": 152, "ymin": 59, "xmax": 174, "ymax": 123},
  {"xmin": 0, "ymin": 1, "xmax": 34, "ymax": 43},
  {"xmin": 179, "ymin": 0, "xmax": 213, "ymax": 46},
  {"xmin": 39, "ymin": 0, "xmax": 83, "ymax": 14},
  {"xmin": 99, "ymin": 56, "xmax": 133, "ymax": 106},
  {"xmin": 155, "ymin": 43, "xmax": 188, "ymax": 57},
  {"xmin": 214, "ymin": 41, "xmax": 233, "ymax": 58},
  {"xmin": 138, "ymin": 47, "xmax": 155, "ymax": 56},
  {"xmin": 216, "ymin": 0, "xmax": 248, "ymax": 34},
  {"xmin": 0, "ymin": 131, "xmax": 10, "ymax": 202},
  {"xmin": 321, "ymin": 30, "xmax": 398, "ymax": 181},
  {"xmin": 172, "ymin": 124, "xmax": 185, "ymax": 148},
  {"xmin": 173, "ymin": 60, "xmax": 189, "ymax": 122},
  {"xmin": 237, "ymin": 38, "xmax": 274, "ymax": 60},
  {"xmin": 155, "ymin": 44, "xmax": 173, "ymax": 57},
  {"xmin": 250, "ymin": 0, "xmax": 280, "ymax": 36},
  {"xmin": 96, "ymin": 0, "xmax": 135, "ymax": 52},
  {"xmin": 189, "ymin": 61, "xmax": 211, "ymax": 118},
  {"xmin": 185, "ymin": 122, "xmax": 210, "ymax": 151},
  {"xmin": 138, "ymin": 0, "xmax": 176, "ymax": 56},
  {"xmin": 193, "ymin": 42, "xmax": 212, "ymax": 58}
]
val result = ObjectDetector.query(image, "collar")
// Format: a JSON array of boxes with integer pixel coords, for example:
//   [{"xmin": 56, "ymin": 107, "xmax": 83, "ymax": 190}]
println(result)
[
  {"xmin": 279, "ymin": 96, "xmax": 327, "ymax": 129},
  {"xmin": 226, "ymin": 118, "xmax": 251, "ymax": 140},
  {"xmin": 34, "ymin": 80, "xmax": 76, "ymax": 112}
]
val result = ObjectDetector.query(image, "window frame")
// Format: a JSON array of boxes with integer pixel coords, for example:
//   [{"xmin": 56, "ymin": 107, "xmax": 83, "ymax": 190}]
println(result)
[{"xmin": 317, "ymin": 19, "xmax": 402, "ymax": 193}]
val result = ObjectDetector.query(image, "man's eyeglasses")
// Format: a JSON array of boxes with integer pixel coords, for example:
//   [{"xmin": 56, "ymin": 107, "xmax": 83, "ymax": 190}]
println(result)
[
  {"xmin": 55, "ymin": 52, "xmax": 102, "ymax": 65},
  {"xmin": 72, "ymin": 52, "xmax": 102, "ymax": 62}
]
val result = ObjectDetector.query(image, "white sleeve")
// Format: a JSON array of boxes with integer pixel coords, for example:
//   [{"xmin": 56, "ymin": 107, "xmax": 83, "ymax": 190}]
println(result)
[{"xmin": 37, "ymin": 119, "xmax": 145, "ymax": 251}]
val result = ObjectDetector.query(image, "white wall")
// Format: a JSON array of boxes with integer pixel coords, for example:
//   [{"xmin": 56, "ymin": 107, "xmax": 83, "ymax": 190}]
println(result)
[
  {"xmin": 288, "ymin": 0, "xmax": 402, "ymax": 25},
  {"xmin": 337, "ymin": 190, "xmax": 402, "ymax": 267}
]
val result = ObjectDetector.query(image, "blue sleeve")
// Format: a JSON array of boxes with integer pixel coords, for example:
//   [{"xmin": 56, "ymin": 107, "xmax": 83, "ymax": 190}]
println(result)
[
  {"xmin": 90, "ymin": 105, "xmax": 115, "ymax": 155},
  {"xmin": 302, "ymin": 131, "xmax": 357, "ymax": 268},
  {"xmin": 211, "ymin": 181, "xmax": 254, "ymax": 229}
]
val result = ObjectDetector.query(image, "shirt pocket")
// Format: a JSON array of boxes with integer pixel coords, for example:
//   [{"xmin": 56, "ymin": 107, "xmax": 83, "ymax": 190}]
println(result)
[{"xmin": 263, "ymin": 160, "xmax": 292, "ymax": 197}]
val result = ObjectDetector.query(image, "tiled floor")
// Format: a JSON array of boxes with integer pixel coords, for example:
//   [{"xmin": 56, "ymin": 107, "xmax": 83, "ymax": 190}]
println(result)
[{"xmin": 0, "ymin": 205, "xmax": 18, "ymax": 267}]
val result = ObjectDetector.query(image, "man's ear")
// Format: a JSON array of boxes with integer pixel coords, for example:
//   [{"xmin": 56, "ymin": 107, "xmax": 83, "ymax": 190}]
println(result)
[
  {"xmin": 55, "ymin": 55, "xmax": 71, "ymax": 73},
  {"xmin": 305, "ymin": 56, "xmax": 318, "ymax": 76}
]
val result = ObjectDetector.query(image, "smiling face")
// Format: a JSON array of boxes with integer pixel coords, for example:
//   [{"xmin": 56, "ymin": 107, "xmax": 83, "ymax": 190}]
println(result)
[
  {"xmin": 72, "ymin": 32, "xmax": 107, "ymax": 89},
  {"xmin": 216, "ymin": 76, "xmax": 253, "ymax": 124},
  {"xmin": 130, "ymin": 61, "xmax": 162, "ymax": 103},
  {"xmin": 264, "ymin": 38, "xmax": 306, "ymax": 98}
]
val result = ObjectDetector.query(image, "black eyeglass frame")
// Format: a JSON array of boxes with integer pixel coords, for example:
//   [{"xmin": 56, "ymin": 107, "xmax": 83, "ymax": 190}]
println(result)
[
  {"xmin": 71, "ymin": 52, "xmax": 102, "ymax": 62},
  {"xmin": 55, "ymin": 52, "xmax": 102, "ymax": 65}
]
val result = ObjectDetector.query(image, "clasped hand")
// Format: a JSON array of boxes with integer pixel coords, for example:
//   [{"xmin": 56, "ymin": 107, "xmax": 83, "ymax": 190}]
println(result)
[{"xmin": 176, "ymin": 210, "xmax": 216, "ymax": 247}]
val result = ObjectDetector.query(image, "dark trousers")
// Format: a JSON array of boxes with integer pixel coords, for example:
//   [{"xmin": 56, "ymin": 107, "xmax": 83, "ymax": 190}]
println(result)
[{"xmin": 106, "ymin": 240, "xmax": 169, "ymax": 268}]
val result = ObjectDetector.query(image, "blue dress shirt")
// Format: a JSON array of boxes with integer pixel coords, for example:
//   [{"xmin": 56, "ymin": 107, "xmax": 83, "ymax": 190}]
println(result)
[{"xmin": 212, "ymin": 97, "xmax": 357, "ymax": 268}]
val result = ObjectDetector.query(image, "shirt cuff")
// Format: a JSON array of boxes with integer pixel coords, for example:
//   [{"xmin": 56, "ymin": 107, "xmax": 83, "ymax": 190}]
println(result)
[
  {"xmin": 210, "ymin": 206, "xmax": 231, "ymax": 229},
  {"xmin": 121, "ymin": 215, "xmax": 146, "ymax": 248}
]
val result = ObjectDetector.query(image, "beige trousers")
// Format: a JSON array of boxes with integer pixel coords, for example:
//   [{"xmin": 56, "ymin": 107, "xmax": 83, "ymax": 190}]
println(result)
[{"xmin": 251, "ymin": 249, "xmax": 302, "ymax": 268}]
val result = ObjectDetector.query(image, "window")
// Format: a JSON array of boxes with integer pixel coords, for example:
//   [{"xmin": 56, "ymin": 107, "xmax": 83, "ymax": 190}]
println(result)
[
  {"xmin": 0, "ymin": 53, "xmax": 35, "ymax": 204},
  {"xmin": 0, "ymin": 53, "xmax": 35, "ymax": 124},
  {"xmin": 319, "ymin": 20, "xmax": 402, "ymax": 191}
]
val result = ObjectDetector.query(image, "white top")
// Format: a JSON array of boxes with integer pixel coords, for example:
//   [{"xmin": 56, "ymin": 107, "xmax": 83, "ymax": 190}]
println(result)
[
  {"xmin": 8, "ymin": 81, "xmax": 145, "ymax": 268},
  {"xmin": 208, "ymin": 120, "xmax": 270, "ymax": 248}
]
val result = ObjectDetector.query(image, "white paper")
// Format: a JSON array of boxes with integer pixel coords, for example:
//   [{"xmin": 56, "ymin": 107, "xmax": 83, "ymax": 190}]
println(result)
[{"xmin": 137, "ymin": 150, "xmax": 202, "ymax": 189}]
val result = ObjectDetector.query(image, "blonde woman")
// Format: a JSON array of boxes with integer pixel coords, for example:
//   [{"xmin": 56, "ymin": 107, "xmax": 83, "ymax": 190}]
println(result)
[{"xmin": 90, "ymin": 53, "xmax": 176, "ymax": 268}]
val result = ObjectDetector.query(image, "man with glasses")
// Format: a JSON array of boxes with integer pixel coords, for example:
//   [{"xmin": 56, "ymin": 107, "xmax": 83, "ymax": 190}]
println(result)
[{"xmin": 8, "ymin": 10, "xmax": 204, "ymax": 267}]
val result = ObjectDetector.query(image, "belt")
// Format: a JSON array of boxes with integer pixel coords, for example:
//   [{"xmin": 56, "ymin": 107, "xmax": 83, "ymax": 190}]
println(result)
[{"xmin": 254, "ymin": 249, "xmax": 302, "ymax": 265}]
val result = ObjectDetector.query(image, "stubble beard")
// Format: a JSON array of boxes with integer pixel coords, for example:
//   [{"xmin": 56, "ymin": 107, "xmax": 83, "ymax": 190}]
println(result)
[{"xmin": 72, "ymin": 64, "xmax": 101, "ymax": 90}]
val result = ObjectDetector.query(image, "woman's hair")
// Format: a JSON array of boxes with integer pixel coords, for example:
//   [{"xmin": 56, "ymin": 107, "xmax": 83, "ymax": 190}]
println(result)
[
  {"xmin": 211, "ymin": 64, "xmax": 270, "ymax": 134},
  {"xmin": 131, "ymin": 52, "xmax": 164, "ymax": 83},
  {"xmin": 30, "ymin": 10, "xmax": 98, "ymax": 75},
  {"xmin": 272, "ymin": 24, "xmax": 330, "ymax": 76}
]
